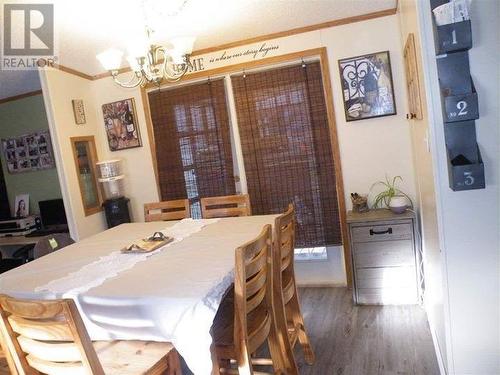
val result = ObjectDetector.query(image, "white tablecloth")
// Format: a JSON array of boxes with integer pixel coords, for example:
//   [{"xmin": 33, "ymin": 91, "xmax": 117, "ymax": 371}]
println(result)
[{"xmin": 0, "ymin": 215, "xmax": 278, "ymax": 374}]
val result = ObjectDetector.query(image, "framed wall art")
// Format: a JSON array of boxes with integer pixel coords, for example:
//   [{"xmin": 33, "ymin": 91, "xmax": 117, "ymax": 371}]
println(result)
[
  {"xmin": 1, "ymin": 130, "xmax": 55, "ymax": 174},
  {"xmin": 102, "ymin": 98, "xmax": 142, "ymax": 151},
  {"xmin": 72, "ymin": 99, "xmax": 86, "ymax": 124},
  {"xmin": 338, "ymin": 51, "xmax": 397, "ymax": 122}
]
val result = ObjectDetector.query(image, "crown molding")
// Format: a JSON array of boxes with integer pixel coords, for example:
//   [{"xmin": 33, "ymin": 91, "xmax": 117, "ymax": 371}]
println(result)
[
  {"xmin": 0, "ymin": 89, "xmax": 43, "ymax": 105},
  {"xmin": 48, "ymin": 6, "xmax": 398, "ymax": 82}
]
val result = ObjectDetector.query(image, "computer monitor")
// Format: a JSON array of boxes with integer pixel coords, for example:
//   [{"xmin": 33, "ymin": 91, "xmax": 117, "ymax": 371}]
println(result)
[{"xmin": 38, "ymin": 199, "xmax": 67, "ymax": 228}]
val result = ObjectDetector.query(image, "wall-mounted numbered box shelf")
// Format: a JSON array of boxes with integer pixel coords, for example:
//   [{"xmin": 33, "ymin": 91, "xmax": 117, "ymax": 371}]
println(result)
[
  {"xmin": 430, "ymin": 0, "xmax": 484, "ymax": 191},
  {"xmin": 441, "ymin": 78, "xmax": 479, "ymax": 123},
  {"xmin": 447, "ymin": 146, "xmax": 485, "ymax": 191},
  {"xmin": 437, "ymin": 51, "xmax": 471, "ymax": 95},
  {"xmin": 436, "ymin": 20, "xmax": 472, "ymax": 55},
  {"xmin": 444, "ymin": 121, "xmax": 485, "ymax": 191}
]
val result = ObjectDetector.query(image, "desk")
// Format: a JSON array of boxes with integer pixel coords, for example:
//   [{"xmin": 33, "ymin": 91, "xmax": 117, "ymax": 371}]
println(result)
[
  {"xmin": 0, "ymin": 216, "xmax": 278, "ymax": 375},
  {"xmin": 0, "ymin": 234, "xmax": 45, "ymax": 247}
]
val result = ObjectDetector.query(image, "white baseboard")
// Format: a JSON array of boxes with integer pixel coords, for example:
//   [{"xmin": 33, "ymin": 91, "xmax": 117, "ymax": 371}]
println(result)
[{"xmin": 427, "ymin": 313, "xmax": 448, "ymax": 375}]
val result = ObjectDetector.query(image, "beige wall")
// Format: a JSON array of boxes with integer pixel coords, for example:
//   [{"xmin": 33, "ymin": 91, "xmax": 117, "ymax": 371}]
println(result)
[
  {"xmin": 42, "ymin": 14, "xmax": 417, "ymax": 284},
  {"xmin": 397, "ymin": 0, "xmax": 447, "ymax": 371},
  {"xmin": 92, "ymin": 79, "xmax": 159, "ymax": 222},
  {"xmin": 40, "ymin": 69, "xmax": 108, "ymax": 241}
]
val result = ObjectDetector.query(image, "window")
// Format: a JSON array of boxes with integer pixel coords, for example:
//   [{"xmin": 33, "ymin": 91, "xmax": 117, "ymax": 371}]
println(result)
[
  {"xmin": 148, "ymin": 80, "xmax": 235, "ymax": 218},
  {"xmin": 231, "ymin": 62, "xmax": 342, "ymax": 249}
]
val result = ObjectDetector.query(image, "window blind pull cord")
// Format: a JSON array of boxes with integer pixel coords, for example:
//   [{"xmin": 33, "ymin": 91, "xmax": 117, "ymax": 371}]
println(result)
[{"xmin": 207, "ymin": 78, "xmax": 228, "ymax": 195}]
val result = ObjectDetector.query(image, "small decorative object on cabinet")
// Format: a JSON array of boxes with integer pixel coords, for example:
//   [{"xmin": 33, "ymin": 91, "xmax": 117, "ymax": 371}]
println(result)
[
  {"xmin": 347, "ymin": 209, "xmax": 421, "ymax": 305},
  {"xmin": 371, "ymin": 176, "xmax": 413, "ymax": 214},
  {"xmin": 350, "ymin": 193, "xmax": 368, "ymax": 213}
]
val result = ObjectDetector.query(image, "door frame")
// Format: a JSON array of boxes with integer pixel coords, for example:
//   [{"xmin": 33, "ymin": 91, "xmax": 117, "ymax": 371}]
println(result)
[{"xmin": 140, "ymin": 47, "xmax": 353, "ymax": 288}]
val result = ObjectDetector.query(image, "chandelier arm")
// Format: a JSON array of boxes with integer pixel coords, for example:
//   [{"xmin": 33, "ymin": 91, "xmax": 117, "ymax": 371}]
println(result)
[
  {"xmin": 161, "ymin": 56, "xmax": 189, "ymax": 82},
  {"xmin": 111, "ymin": 72, "xmax": 143, "ymax": 88}
]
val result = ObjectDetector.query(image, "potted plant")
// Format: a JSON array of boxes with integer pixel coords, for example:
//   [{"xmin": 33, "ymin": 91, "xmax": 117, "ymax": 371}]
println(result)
[{"xmin": 371, "ymin": 176, "xmax": 413, "ymax": 214}]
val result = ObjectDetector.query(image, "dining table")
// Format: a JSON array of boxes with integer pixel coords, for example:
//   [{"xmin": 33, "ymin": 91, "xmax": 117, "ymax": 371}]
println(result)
[{"xmin": 0, "ymin": 215, "xmax": 279, "ymax": 375}]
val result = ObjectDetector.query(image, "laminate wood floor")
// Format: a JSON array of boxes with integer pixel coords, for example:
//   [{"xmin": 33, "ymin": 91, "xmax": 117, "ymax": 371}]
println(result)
[
  {"xmin": 0, "ymin": 287, "xmax": 440, "ymax": 375},
  {"xmin": 292, "ymin": 287, "xmax": 440, "ymax": 375}
]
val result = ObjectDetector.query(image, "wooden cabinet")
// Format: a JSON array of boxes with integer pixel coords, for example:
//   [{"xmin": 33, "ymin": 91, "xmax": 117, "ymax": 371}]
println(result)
[{"xmin": 347, "ymin": 209, "xmax": 419, "ymax": 305}]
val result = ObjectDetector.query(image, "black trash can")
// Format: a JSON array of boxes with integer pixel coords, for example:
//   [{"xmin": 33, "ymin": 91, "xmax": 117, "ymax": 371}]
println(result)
[{"xmin": 103, "ymin": 197, "xmax": 131, "ymax": 228}]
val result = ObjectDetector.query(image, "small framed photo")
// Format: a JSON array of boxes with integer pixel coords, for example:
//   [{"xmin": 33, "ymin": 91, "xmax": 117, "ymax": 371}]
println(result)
[
  {"xmin": 14, "ymin": 194, "xmax": 29, "ymax": 218},
  {"xmin": 338, "ymin": 51, "xmax": 397, "ymax": 122},
  {"xmin": 72, "ymin": 99, "xmax": 86, "ymax": 124},
  {"xmin": 102, "ymin": 98, "xmax": 142, "ymax": 151}
]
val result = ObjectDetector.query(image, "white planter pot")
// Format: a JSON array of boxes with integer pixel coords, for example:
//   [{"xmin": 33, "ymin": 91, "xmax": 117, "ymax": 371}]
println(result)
[{"xmin": 389, "ymin": 195, "xmax": 408, "ymax": 214}]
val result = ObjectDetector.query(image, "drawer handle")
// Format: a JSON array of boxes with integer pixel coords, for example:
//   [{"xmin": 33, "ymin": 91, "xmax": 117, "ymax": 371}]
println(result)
[{"xmin": 370, "ymin": 228, "xmax": 393, "ymax": 236}]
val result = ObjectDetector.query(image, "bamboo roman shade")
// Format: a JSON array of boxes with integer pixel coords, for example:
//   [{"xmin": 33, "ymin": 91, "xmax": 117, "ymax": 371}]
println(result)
[
  {"xmin": 231, "ymin": 62, "xmax": 342, "ymax": 246},
  {"xmin": 148, "ymin": 79, "xmax": 235, "ymax": 217}
]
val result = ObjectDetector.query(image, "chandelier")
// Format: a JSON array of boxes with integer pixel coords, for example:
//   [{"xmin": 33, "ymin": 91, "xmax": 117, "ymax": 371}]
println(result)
[{"xmin": 96, "ymin": 1, "xmax": 195, "ymax": 88}]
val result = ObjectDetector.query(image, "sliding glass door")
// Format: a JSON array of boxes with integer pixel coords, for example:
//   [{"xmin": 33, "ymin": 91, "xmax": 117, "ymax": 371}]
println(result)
[
  {"xmin": 147, "ymin": 61, "xmax": 341, "ymax": 249},
  {"xmin": 148, "ymin": 79, "xmax": 235, "ymax": 218},
  {"xmin": 231, "ymin": 62, "xmax": 341, "ymax": 248}
]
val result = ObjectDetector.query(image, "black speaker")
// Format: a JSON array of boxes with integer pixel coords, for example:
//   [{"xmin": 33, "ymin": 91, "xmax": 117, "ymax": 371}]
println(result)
[{"xmin": 35, "ymin": 216, "xmax": 42, "ymax": 230}]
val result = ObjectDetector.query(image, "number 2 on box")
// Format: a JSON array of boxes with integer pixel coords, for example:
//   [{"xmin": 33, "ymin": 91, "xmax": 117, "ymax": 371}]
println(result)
[{"xmin": 457, "ymin": 100, "xmax": 468, "ymax": 116}]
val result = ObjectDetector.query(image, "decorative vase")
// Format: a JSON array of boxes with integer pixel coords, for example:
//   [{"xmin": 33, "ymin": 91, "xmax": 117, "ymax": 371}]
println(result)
[{"xmin": 389, "ymin": 195, "xmax": 408, "ymax": 214}]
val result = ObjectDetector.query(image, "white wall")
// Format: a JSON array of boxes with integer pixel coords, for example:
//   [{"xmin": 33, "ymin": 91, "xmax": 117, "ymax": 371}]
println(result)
[
  {"xmin": 42, "ymin": 14, "xmax": 417, "ymax": 285},
  {"xmin": 398, "ymin": 0, "xmax": 448, "ymax": 372},
  {"xmin": 417, "ymin": 0, "xmax": 500, "ymax": 373}
]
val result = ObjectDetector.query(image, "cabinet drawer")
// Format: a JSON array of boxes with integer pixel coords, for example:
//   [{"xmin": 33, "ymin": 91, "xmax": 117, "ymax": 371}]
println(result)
[
  {"xmin": 357, "ymin": 287, "xmax": 418, "ymax": 305},
  {"xmin": 355, "ymin": 267, "xmax": 417, "ymax": 289},
  {"xmin": 353, "ymin": 240, "xmax": 414, "ymax": 268},
  {"xmin": 351, "ymin": 223, "xmax": 412, "ymax": 243}
]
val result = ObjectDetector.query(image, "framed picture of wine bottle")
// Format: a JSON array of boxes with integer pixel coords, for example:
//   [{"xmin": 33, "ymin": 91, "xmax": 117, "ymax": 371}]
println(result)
[{"xmin": 102, "ymin": 98, "xmax": 142, "ymax": 151}]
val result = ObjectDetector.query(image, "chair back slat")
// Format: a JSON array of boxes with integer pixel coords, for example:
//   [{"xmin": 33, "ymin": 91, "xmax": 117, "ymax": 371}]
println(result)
[
  {"xmin": 247, "ymin": 311, "xmax": 271, "ymax": 352},
  {"xmin": 246, "ymin": 267, "xmax": 266, "ymax": 297},
  {"xmin": 245, "ymin": 247, "xmax": 267, "ymax": 278},
  {"xmin": 144, "ymin": 199, "xmax": 190, "ymax": 222},
  {"xmin": 234, "ymin": 224, "xmax": 273, "ymax": 354},
  {"xmin": 0, "ymin": 295, "xmax": 105, "ymax": 375},
  {"xmin": 9, "ymin": 316, "xmax": 73, "ymax": 341},
  {"xmin": 246, "ymin": 286, "xmax": 267, "ymax": 314},
  {"xmin": 27, "ymin": 354, "xmax": 86, "ymax": 375},
  {"xmin": 1, "ymin": 298, "xmax": 64, "ymax": 319},
  {"xmin": 18, "ymin": 336, "xmax": 81, "ymax": 362},
  {"xmin": 201, "ymin": 194, "xmax": 251, "ymax": 218}
]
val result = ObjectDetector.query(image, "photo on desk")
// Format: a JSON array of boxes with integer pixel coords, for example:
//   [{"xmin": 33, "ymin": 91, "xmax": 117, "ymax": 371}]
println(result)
[{"xmin": 14, "ymin": 194, "xmax": 29, "ymax": 218}]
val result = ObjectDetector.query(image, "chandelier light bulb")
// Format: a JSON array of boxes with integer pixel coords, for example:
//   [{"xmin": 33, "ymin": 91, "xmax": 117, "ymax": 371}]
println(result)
[{"xmin": 96, "ymin": 49, "xmax": 123, "ymax": 71}]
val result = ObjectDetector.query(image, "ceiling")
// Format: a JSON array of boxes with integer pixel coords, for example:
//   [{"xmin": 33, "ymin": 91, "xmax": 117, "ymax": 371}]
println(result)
[{"xmin": 0, "ymin": 0, "xmax": 396, "ymax": 100}]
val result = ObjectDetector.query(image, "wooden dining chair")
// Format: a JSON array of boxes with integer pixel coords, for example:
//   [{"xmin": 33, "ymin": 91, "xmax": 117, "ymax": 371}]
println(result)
[
  {"xmin": 210, "ymin": 225, "xmax": 289, "ymax": 374},
  {"xmin": 200, "ymin": 194, "xmax": 251, "ymax": 219},
  {"xmin": 0, "ymin": 295, "xmax": 182, "ymax": 375},
  {"xmin": 274, "ymin": 204, "xmax": 315, "ymax": 365},
  {"xmin": 144, "ymin": 199, "xmax": 190, "ymax": 222}
]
